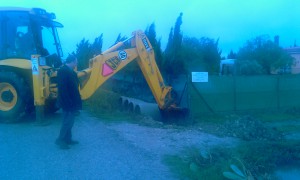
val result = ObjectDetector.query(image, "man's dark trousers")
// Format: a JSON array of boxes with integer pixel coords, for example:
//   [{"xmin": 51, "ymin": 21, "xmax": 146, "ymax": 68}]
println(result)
[{"xmin": 59, "ymin": 110, "xmax": 76, "ymax": 142}]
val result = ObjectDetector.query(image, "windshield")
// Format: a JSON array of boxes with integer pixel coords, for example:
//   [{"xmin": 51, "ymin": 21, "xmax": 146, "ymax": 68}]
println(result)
[
  {"xmin": 0, "ymin": 11, "xmax": 63, "ymax": 61},
  {"xmin": 31, "ymin": 17, "xmax": 63, "ymax": 58},
  {"xmin": 41, "ymin": 24, "xmax": 63, "ymax": 57}
]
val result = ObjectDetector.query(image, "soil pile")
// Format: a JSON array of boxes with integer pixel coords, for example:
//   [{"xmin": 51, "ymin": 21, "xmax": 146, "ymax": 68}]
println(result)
[{"xmin": 223, "ymin": 115, "xmax": 284, "ymax": 141}]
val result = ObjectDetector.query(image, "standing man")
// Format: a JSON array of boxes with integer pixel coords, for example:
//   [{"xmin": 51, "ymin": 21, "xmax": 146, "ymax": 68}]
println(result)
[{"xmin": 55, "ymin": 54, "xmax": 82, "ymax": 149}]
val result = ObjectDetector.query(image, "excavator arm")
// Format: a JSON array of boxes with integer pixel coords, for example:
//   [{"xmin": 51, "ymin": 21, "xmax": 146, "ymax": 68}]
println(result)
[{"xmin": 78, "ymin": 30, "xmax": 180, "ymax": 112}]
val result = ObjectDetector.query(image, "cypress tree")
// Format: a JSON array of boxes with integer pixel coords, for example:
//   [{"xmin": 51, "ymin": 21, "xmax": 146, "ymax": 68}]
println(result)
[{"xmin": 145, "ymin": 23, "xmax": 163, "ymax": 70}]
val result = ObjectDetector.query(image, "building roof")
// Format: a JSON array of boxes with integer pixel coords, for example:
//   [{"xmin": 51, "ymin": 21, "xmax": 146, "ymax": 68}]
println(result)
[{"xmin": 284, "ymin": 46, "xmax": 300, "ymax": 55}]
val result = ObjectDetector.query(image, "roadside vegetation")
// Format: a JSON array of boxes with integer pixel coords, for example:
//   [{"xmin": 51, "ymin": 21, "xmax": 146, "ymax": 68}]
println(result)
[
  {"xmin": 77, "ymin": 13, "xmax": 299, "ymax": 180},
  {"xmin": 72, "ymin": 13, "xmax": 293, "ymax": 78},
  {"xmin": 163, "ymin": 113, "xmax": 300, "ymax": 179},
  {"xmin": 83, "ymin": 88, "xmax": 133, "ymax": 123},
  {"xmin": 164, "ymin": 140, "xmax": 300, "ymax": 179},
  {"xmin": 84, "ymin": 87, "xmax": 300, "ymax": 179}
]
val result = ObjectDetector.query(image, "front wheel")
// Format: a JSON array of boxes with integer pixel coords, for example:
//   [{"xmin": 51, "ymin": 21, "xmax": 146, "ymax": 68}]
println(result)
[{"xmin": 0, "ymin": 72, "xmax": 31, "ymax": 121}]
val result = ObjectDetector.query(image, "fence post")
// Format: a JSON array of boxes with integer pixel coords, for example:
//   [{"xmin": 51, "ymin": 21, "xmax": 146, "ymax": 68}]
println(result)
[
  {"xmin": 234, "ymin": 75, "xmax": 237, "ymax": 111},
  {"xmin": 276, "ymin": 76, "xmax": 280, "ymax": 109}
]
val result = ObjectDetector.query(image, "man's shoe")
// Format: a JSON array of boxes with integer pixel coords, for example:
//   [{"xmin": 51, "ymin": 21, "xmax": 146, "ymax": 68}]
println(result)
[
  {"xmin": 67, "ymin": 140, "xmax": 79, "ymax": 145},
  {"xmin": 55, "ymin": 139, "xmax": 70, "ymax": 149}
]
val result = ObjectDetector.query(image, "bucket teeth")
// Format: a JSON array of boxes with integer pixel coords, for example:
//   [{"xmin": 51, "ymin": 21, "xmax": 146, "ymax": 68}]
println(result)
[{"xmin": 159, "ymin": 107, "xmax": 189, "ymax": 120}]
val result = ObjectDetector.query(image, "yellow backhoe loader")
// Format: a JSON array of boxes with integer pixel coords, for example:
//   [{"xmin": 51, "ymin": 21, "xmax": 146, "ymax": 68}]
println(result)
[{"xmin": 0, "ymin": 7, "xmax": 188, "ymax": 122}]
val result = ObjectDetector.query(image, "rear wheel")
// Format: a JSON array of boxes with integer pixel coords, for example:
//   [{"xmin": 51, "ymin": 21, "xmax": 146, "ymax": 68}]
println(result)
[{"xmin": 0, "ymin": 71, "xmax": 31, "ymax": 121}]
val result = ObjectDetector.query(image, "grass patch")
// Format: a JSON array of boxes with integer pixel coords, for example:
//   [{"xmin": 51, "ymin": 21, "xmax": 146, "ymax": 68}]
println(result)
[
  {"xmin": 84, "ymin": 88, "xmax": 138, "ymax": 123},
  {"xmin": 256, "ymin": 111, "xmax": 300, "ymax": 123},
  {"xmin": 84, "ymin": 88, "xmax": 120, "ymax": 111},
  {"xmin": 276, "ymin": 124, "xmax": 300, "ymax": 133},
  {"xmin": 163, "ymin": 146, "xmax": 231, "ymax": 179},
  {"xmin": 196, "ymin": 114, "xmax": 229, "ymax": 124},
  {"xmin": 163, "ymin": 141, "xmax": 300, "ymax": 179},
  {"xmin": 164, "ymin": 113, "xmax": 300, "ymax": 179},
  {"xmin": 196, "ymin": 108, "xmax": 300, "ymax": 124}
]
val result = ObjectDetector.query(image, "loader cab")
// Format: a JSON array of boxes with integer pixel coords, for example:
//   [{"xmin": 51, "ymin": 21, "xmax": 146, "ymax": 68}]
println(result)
[{"xmin": 0, "ymin": 8, "xmax": 63, "ymax": 67}]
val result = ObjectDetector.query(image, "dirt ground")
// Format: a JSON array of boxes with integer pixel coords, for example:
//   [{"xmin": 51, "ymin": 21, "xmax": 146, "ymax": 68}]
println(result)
[
  {"xmin": 0, "ymin": 110, "xmax": 238, "ymax": 180},
  {"xmin": 1, "ymin": 110, "xmax": 299, "ymax": 179}
]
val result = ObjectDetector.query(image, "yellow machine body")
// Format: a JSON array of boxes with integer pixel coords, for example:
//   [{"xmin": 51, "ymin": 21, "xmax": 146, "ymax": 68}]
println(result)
[
  {"xmin": 78, "ymin": 30, "xmax": 174, "ymax": 109},
  {"xmin": 0, "ymin": 7, "xmax": 185, "ymax": 120}
]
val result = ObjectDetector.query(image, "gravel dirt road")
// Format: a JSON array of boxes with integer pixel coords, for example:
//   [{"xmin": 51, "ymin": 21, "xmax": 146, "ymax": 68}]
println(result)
[{"xmin": 0, "ymin": 111, "xmax": 237, "ymax": 180}]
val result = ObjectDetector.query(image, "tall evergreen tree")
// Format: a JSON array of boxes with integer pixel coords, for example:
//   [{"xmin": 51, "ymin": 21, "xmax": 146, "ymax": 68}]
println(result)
[
  {"xmin": 165, "ymin": 27, "xmax": 174, "ymax": 58},
  {"xmin": 75, "ymin": 38, "xmax": 91, "ymax": 70},
  {"xmin": 155, "ymin": 39, "xmax": 163, "ymax": 70},
  {"xmin": 145, "ymin": 23, "xmax": 163, "ymax": 70},
  {"xmin": 114, "ymin": 33, "xmax": 127, "ymax": 44},
  {"xmin": 164, "ymin": 13, "xmax": 185, "ymax": 79},
  {"xmin": 179, "ymin": 37, "xmax": 221, "ymax": 73},
  {"xmin": 75, "ymin": 34, "xmax": 103, "ymax": 70},
  {"xmin": 91, "ymin": 34, "xmax": 103, "ymax": 56},
  {"xmin": 145, "ymin": 23, "xmax": 157, "ymax": 47},
  {"xmin": 173, "ymin": 12, "xmax": 183, "ymax": 57}
]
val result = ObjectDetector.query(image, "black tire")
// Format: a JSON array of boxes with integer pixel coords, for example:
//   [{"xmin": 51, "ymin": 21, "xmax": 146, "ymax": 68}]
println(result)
[
  {"xmin": 0, "ymin": 71, "xmax": 31, "ymax": 121},
  {"xmin": 24, "ymin": 78, "xmax": 35, "ymax": 115}
]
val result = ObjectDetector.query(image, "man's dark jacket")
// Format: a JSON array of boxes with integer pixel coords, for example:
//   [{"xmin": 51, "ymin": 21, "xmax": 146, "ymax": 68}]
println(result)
[{"xmin": 57, "ymin": 65, "xmax": 82, "ymax": 111}]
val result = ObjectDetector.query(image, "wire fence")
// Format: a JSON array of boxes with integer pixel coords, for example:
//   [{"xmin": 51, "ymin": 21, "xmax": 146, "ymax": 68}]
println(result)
[{"xmin": 189, "ymin": 74, "xmax": 300, "ymax": 118}]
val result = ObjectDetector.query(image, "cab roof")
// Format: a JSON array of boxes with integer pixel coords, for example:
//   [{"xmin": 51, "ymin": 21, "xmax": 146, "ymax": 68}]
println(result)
[
  {"xmin": 0, "ymin": 7, "xmax": 39, "ymax": 12},
  {"xmin": 0, "ymin": 7, "xmax": 56, "ymax": 19}
]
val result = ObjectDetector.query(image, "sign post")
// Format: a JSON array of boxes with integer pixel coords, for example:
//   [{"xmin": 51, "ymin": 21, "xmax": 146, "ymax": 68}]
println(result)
[{"xmin": 31, "ymin": 55, "xmax": 45, "ymax": 124}]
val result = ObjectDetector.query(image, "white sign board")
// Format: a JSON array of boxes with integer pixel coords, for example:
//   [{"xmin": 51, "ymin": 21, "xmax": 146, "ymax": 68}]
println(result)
[{"xmin": 192, "ymin": 72, "xmax": 208, "ymax": 82}]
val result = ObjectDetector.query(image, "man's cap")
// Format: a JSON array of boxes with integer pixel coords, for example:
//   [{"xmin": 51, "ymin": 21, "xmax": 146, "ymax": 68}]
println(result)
[{"xmin": 65, "ymin": 54, "xmax": 77, "ymax": 63}]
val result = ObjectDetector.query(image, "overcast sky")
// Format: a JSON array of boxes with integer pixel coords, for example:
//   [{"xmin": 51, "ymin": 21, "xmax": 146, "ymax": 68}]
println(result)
[{"xmin": 1, "ymin": 0, "xmax": 300, "ymax": 57}]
